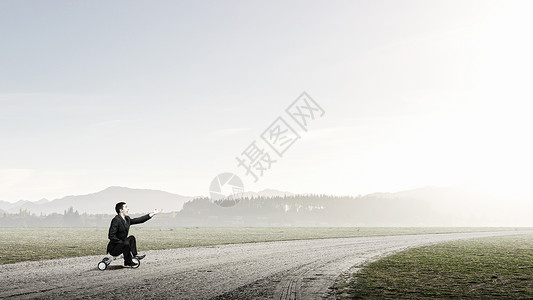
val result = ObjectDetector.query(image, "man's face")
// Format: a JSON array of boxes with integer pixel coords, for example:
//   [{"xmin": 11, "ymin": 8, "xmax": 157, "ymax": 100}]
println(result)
[{"xmin": 121, "ymin": 205, "xmax": 129, "ymax": 217}]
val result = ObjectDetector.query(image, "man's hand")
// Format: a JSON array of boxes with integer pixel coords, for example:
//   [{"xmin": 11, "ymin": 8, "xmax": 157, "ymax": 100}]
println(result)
[{"xmin": 149, "ymin": 208, "xmax": 162, "ymax": 217}]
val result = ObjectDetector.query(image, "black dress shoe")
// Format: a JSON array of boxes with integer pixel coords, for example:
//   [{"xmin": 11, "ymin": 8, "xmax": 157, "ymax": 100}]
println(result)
[
  {"xmin": 124, "ymin": 261, "xmax": 139, "ymax": 267},
  {"xmin": 135, "ymin": 254, "xmax": 146, "ymax": 260}
]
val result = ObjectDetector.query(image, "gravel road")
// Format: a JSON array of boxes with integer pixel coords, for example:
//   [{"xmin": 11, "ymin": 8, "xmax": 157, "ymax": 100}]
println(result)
[{"xmin": 0, "ymin": 230, "xmax": 529, "ymax": 299}]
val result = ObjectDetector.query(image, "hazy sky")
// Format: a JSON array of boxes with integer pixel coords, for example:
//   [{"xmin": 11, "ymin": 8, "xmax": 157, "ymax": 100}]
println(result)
[{"xmin": 1, "ymin": 0, "xmax": 532, "ymax": 202}]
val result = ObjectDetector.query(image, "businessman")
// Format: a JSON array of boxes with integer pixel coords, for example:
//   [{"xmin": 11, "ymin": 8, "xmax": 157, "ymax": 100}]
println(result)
[{"xmin": 107, "ymin": 202, "xmax": 161, "ymax": 267}]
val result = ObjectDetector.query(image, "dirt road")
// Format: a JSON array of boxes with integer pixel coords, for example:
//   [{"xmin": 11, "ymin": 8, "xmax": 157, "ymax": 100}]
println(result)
[{"xmin": 0, "ymin": 231, "xmax": 529, "ymax": 299}]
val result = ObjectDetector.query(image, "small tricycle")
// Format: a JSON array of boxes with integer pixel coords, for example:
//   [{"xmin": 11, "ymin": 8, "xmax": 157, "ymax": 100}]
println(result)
[{"xmin": 97, "ymin": 254, "xmax": 140, "ymax": 270}]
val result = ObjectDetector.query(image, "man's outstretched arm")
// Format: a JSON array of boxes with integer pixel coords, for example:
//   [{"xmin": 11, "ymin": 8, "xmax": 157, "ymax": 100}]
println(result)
[{"xmin": 130, "ymin": 208, "xmax": 162, "ymax": 225}]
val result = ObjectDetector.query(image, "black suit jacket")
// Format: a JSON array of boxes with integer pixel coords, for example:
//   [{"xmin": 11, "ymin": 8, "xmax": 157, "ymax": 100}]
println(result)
[{"xmin": 107, "ymin": 214, "xmax": 151, "ymax": 254}]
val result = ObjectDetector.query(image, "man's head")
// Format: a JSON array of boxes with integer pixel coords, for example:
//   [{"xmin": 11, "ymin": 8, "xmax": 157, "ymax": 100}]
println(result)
[{"xmin": 115, "ymin": 202, "xmax": 129, "ymax": 217}]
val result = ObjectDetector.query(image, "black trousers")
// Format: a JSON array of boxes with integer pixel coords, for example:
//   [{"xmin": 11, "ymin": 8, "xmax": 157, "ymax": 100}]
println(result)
[{"xmin": 109, "ymin": 236, "xmax": 138, "ymax": 263}]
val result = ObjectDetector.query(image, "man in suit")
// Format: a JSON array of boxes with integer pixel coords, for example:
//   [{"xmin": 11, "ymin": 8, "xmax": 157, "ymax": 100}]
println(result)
[{"xmin": 107, "ymin": 202, "xmax": 161, "ymax": 267}]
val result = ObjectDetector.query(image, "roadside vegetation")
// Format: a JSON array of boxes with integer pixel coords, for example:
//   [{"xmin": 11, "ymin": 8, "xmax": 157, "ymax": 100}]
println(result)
[
  {"xmin": 336, "ymin": 233, "xmax": 533, "ymax": 299},
  {"xmin": 0, "ymin": 227, "xmax": 525, "ymax": 264}
]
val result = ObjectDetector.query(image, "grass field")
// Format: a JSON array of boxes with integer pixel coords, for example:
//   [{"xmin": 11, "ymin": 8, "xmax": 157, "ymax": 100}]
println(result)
[
  {"xmin": 0, "ymin": 227, "xmax": 526, "ymax": 265},
  {"xmin": 336, "ymin": 233, "xmax": 533, "ymax": 299}
]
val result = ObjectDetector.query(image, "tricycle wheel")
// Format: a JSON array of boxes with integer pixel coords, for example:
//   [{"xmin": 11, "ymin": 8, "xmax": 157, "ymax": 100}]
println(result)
[{"xmin": 131, "ymin": 257, "xmax": 140, "ymax": 268}]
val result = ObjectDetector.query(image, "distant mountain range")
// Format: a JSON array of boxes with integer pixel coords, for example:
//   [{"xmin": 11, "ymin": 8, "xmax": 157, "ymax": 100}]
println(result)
[
  {"xmin": 0, "ymin": 186, "xmax": 295, "ymax": 215},
  {"xmin": 2, "ymin": 184, "xmax": 533, "ymax": 226},
  {"xmin": 2, "ymin": 184, "xmax": 532, "ymax": 226},
  {"xmin": 0, "ymin": 186, "xmax": 191, "ymax": 215}
]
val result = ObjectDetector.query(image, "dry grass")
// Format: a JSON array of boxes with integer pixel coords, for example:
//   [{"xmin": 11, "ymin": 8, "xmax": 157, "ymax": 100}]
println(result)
[
  {"xmin": 0, "ymin": 227, "xmax": 523, "ymax": 264},
  {"xmin": 337, "ymin": 233, "xmax": 533, "ymax": 299}
]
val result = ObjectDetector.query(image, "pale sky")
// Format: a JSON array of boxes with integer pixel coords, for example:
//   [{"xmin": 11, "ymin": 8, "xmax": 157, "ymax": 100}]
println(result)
[{"xmin": 1, "ymin": 0, "xmax": 532, "ymax": 202}]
